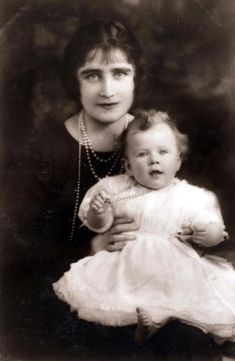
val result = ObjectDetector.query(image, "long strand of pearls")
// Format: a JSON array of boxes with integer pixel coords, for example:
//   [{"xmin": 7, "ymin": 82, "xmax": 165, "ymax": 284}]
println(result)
[
  {"xmin": 69, "ymin": 123, "xmax": 82, "ymax": 242},
  {"xmin": 80, "ymin": 111, "xmax": 120, "ymax": 181},
  {"xmin": 69, "ymin": 111, "xmax": 121, "ymax": 241},
  {"xmin": 80, "ymin": 113, "xmax": 117, "ymax": 163}
]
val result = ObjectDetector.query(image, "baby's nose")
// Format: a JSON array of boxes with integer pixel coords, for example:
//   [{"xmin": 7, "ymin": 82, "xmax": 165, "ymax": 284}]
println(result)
[{"xmin": 149, "ymin": 153, "xmax": 159, "ymax": 164}]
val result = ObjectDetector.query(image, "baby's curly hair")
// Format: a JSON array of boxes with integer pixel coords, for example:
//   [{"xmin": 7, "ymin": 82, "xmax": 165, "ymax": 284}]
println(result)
[{"xmin": 120, "ymin": 109, "xmax": 189, "ymax": 160}]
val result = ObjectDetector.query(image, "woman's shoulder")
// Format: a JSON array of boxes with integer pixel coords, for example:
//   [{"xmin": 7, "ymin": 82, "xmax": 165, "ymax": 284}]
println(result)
[
  {"xmin": 31, "ymin": 115, "xmax": 78, "ymax": 155},
  {"xmin": 64, "ymin": 113, "xmax": 80, "ymax": 142}
]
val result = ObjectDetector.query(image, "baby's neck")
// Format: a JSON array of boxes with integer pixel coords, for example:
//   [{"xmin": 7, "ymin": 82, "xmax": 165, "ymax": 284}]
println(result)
[{"xmin": 132, "ymin": 178, "xmax": 178, "ymax": 191}]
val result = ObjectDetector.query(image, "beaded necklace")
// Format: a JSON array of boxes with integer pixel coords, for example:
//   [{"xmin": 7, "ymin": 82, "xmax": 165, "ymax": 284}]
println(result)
[
  {"xmin": 111, "ymin": 184, "xmax": 153, "ymax": 204},
  {"xmin": 70, "ymin": 132, "xmax": 82, "ymax": 242},
  {"xmin": 79, "ymin": 111, "xmax": 120, "ymax": 181},
  {"xmin": 70, "ymin": 111, "xmax": 127, "ymax": 241},
  {"xmin": 80, "ymin": 113, "xmax": 117, "ymax": 163}
]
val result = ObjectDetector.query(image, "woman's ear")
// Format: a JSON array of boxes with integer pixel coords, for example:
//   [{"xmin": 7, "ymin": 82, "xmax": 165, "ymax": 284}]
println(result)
[
  {"xmin": 122, "ymin": 158, "xmax": 133, "ymax": 177},
  {"xmin": 176, "ymin": 153, "xmax": 182, "ymax": 172}
]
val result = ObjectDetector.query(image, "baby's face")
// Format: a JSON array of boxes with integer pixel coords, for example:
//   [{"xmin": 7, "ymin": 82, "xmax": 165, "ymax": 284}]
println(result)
[{"xmin": 125, "ymin": 122, "xmax": 181, "ymax": 190}]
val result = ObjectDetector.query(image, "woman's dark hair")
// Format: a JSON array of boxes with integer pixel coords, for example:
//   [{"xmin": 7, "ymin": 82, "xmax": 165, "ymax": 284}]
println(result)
[
  {"xmin": 61, "ymin": 19, "xmax": 143, "ymax": 104},
  {"xmin": 120, "ymin": 109, "xmax": 189, "ymax": 160}
]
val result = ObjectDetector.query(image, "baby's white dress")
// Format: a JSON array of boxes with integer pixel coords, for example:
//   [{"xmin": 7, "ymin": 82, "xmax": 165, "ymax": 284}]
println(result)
[{"xmin": 53, "ymin": 175, "xmax": 235, "ymax": 340}]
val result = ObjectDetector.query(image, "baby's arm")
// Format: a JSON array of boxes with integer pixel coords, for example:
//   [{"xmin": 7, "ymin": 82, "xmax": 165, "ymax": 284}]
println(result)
[
  {"xmin": 192, "ymin": 222, "xmax": 226, "ymax": 247},
  {"xmin": 87, "ymin": 190, "xmax": 114, "ymax": 232}
]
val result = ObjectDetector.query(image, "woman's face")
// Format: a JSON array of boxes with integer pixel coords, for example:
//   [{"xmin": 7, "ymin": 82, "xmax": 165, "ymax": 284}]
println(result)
[{"xmin": 77, "ymin": 48, "xmax": 135, "ymax": 126}]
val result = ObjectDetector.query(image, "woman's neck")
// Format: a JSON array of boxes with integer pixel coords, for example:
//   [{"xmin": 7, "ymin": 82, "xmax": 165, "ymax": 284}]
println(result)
[
  {"xmin": 65, "ymin": 111, "xmax": 131, "ymax": 152},
  {"xmin": 85, "ymin": 116, "xmax": 127, "ymax": 152}
]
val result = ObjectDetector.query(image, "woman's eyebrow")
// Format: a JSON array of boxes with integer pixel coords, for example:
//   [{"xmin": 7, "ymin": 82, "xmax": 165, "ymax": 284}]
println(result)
[
  {"xmin": 78, "ymin": 69, "xmax": 101, "ymax": 76},
  {"xmin": 79, "ymin": 66, "xmax": 133, "ymax": 75},
  {"xmin": 112, "ymin": 66, "xmax": 133, "ymax": 72}
]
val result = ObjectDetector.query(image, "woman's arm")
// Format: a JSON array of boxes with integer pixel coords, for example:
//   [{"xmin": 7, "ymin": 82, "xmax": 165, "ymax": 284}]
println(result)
[{"xmin": 91, "ymin": 215, "xmax": 138, "ymax": 254}]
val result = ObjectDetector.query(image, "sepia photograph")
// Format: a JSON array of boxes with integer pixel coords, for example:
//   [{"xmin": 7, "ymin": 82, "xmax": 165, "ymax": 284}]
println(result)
[{"xmin": 1, "ymin": 1, "xmax": 235, "ymax": 360}]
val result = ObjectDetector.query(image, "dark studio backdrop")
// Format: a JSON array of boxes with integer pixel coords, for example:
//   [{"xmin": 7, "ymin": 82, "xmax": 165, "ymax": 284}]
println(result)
[{"xmin": 0, "ymin": 0, "xmax": 235, "ymax": 360}]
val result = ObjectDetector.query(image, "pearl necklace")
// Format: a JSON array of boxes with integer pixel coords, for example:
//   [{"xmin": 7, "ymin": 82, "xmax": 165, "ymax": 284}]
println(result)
[
  {"xmin": 111, "ymin": 185, "xmax": 153, "ymax": 204},
  {"xmin": 70, "ymin": 111, "xmax": 121, "ymax": 241},
  {"xmin": 80, "ymin": 112, "xmax": 118, "ymax": 163},
  {"xmin": 79, "ymin": 111, "xmax": 120, "ymax": 181},
  {"xmin": 70, "ymin": 134, "xmax": 82, "ymax": 242}
]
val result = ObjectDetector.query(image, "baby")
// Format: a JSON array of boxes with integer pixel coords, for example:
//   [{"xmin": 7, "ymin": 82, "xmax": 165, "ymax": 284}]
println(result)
[{"xmin": 54, "ymin": 110, "xmax": 233, "ymax": 346}]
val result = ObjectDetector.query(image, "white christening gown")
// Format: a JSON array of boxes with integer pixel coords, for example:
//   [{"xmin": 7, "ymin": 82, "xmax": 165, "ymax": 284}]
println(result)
[{"xmin": 53, "ymin": 175, "xmax": 235, "ymax": 340}]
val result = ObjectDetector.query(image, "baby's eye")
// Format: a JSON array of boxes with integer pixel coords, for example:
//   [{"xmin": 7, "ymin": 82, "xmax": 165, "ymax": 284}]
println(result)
[
  {"xmin": 159, "ymin": 149, "xmax": 168, "ymax": 155},
  {"xmin": 137, "ymin": 151, "xmax": 148, "ymax": 157}
]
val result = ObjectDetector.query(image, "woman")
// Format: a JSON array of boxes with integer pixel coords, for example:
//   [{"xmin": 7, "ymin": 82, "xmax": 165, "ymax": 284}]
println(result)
[
  {"xmin": 4, "ymin": 20, "xmax": 143, "ymax": 269},
  {"xmin": 2, "ymin": 19, "xmax": 144, "ymax": 352},
  {"xmin": 60, "ymin": 19, "xmax": 144, "ymax": 260}
]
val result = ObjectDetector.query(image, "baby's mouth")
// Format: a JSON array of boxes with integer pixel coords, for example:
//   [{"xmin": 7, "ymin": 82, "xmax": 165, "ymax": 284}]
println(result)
[{"xmin": 149, "ymin": 170, "xmax": 163, "ymax": 177}]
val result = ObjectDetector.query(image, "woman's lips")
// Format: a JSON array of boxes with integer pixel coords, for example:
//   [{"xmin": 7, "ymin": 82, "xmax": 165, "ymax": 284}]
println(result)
[{"xmin": 97, "ymin": 103, "xmax": 118, "ymax": 109}]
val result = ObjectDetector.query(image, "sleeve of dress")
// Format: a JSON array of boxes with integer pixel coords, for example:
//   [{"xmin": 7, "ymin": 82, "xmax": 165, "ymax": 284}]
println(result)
[
  {"xmin": 78, "ymin": 177, "xmax": 114, "ymax": 233},
  {"xmin": 188, "ymin": 187, "xmax": 225, "ymax": 229}
]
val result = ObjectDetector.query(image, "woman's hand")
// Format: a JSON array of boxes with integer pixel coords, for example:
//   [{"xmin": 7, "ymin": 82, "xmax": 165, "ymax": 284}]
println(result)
[{"xmin": 91, "ymin": 216, "xmax": 138, "ymax": 254}]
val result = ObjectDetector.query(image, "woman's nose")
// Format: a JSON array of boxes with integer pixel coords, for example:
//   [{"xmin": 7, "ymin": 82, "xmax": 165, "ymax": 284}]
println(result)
[{"xmin": 100, "ymin": 77, "xmax": 115, "ymax": 98}]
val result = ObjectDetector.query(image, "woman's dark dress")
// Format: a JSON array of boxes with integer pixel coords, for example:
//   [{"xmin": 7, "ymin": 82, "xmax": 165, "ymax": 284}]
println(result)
[{"xmin": 1, "ymin": 119, "xmax": 122, "ymax": 352}]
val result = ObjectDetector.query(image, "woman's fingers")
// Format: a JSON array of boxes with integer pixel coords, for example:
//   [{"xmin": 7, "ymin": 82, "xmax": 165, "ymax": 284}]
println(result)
[
  {"xmin": 91, "ymin": 216, "xmax": 138, "ymax": 253},
  {"xmin": 112, "ymin": 216, "xmax": 135, "ymax": 225},
  {"xmin": 110, "ymin": 218, "xmax": 139, "ymax": 234},
  {"xmin": 110, "ymin": 233, "xmax": 136, "ymax": 243},
  {"xmin": 107, "ymin": 242, "xmax": 127, "ymax": 252}
]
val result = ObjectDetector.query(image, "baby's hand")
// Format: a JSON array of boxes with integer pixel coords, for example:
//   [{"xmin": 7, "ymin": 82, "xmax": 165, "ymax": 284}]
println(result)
[
  {"xmin": 89, "ymin": 191, "xmax": 112, "ymax": 214},
  {"xmin": 192, "ymin": 222, "xmax": 224, "ymax": 247}
]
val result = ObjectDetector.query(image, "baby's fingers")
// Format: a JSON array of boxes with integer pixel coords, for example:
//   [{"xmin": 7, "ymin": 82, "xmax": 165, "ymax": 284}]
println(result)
[
  {"xmin": 177, "ymin": 226, "xmax": 193, "ymax": 243},
  {"xmin": 193, "ymin": 234, "xmax": 206, "ymax": 242},
  {"xmin": 90, "ymin": 197, "xmax": 106, "ymax": 213},
  {"xmin": 90, "ymin": 199, "xmax": 101, "ymax": 210},
  {"xmin": 193, "ymin": 223, "xmax": 207, "ymax": 232},
  {"xmin": 99, "ymin": 191, "xmax": 111, "ymax": 203},
  {"xmin": 194, "ymin": 231, "xmax": 207, "ymax": 240},
  {"xmin": 177, "ymin": 234, "xmax": 193, "ymax": 243}
]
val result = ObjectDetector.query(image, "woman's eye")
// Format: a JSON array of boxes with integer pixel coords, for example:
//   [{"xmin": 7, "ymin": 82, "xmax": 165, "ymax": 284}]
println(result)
[
  {"xmin": 114, "ymin": 71, "xmax": 126, "ymax": 79},
  {"xmin": 85, "ymin": 74, "xmax": 99, "ymax": 81}
]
